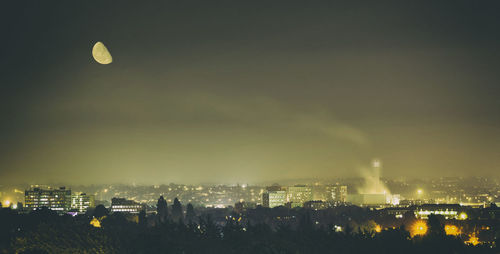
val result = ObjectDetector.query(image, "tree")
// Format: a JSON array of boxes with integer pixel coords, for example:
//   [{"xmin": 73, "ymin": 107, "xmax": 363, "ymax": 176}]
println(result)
[
  {"xmin": 185, "ymin": 203, "xmax": 195, "ymax": 223},
  {"xmin": 171, "ymin": 198, "xmax": 183, "ymax": 222},
  {"xmin": 93, "ymin": 205, "xmax": 109, "ymax": 219},
  {"xmin": 427, "ymin": 214, "xmax": 445, "ymax": 237},
  {"xmin": 138, "ymin": 210, "xmax": 147, "ymax": 227},
  {"xmin": 156, "ymin": 196, "xmax": 168, "ymax": 223}
]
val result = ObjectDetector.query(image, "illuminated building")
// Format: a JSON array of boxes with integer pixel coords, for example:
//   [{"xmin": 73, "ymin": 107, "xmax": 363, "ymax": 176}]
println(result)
[
  {"xmin": 262, "ymin": 190, "xmax": 287, "ymax": 208},
  {"xmin": 110, "ymin": 198, "xmax": 144, "ymax": 213},
  {"xmin": 71, "ymin": 192, "xmax": 95, "ymax": 213},
  {"xmin": 415, "ymin": 204, "xmax": 462, "ymax": 219},
  {"xmin": 286, "ymin": 185, "xmax": 312, "ymax": 208},
  {"xmin": 325, "ymin": 185, "xmax": 348, "ymax": 202},
  {"xmin": 24, "ymin": 186, "xmax": 71, "ymax": 213}
]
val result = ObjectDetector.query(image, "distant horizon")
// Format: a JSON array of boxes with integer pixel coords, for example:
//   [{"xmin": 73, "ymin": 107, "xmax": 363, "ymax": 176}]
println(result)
[{"xmin": 2, "ymin": 175, "xmax": 498, "ymax": 187}]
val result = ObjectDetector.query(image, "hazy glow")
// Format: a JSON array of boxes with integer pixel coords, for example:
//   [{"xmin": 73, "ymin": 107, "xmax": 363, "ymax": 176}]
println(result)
[
  {"xmin": 444, "ymin": 225, "xmax": 460, "ymax": 236},
  {"xmin": 358, "ymin": 159, "xmax": 390, "ymax": 195},
  {"xmin": 90, "ymin": 217, "xmax": 101, "ymax": 228},
  {"xmin": 466, "ymin": 233, "xmax": 480, "ymax": 246},
  {"xmin": 92, "ymin": 42, "xmax": 112, "ymax": 64},
  {"xmin": 459, "ymin": 212, "xmax": 468, "ymax": 220},
  {"xmin": 411, "ymin": 220, "xmax": 428, "ymax": 237},
  {"xmin": 1, "ymin": 1, "xmax": 500, "ymax": 184}
]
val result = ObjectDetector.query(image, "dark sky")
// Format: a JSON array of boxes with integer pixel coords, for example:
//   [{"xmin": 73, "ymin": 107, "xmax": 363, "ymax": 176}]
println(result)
[{"xmin": 1, "ymin": 1, "xmax": 499, "ymax": 185}]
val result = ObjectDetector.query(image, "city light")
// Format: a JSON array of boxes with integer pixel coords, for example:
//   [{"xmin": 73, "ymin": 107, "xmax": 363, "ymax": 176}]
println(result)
[
  {"xmin": 465, "ymin": 233, "xmax": 480, "ymax": 246},
  {"xmin": 458, "ymin": 212, "xmax": 468, "ymax": 220},
  {"xmin": 374, "ymin": 225, "xmax": 382, "ymax": 233},
  {"xmin": 90, "ymin": 217, "xmax": 101, "ymax": 228},
  {"xmin": 444, "ymin": 225, "xmax": 460, "ymax": 236},
  {"xmin": 411, "ymin": 220, "xmax": 428, "ymax": 237},
  {"xmin": 417, "ymin": 189, "xmax": 423, "ymax": 195}
]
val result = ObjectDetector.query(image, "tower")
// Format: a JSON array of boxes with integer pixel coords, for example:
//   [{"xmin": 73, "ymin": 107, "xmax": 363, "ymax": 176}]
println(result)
[{"xmin": 372, "ymin": 159, "xmax": 382, "ymax": 193}]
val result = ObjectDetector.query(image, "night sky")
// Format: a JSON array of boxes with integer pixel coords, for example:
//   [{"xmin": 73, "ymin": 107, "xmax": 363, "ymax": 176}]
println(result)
[{"xmin": 1, "ymin": 1, "xmax": 499, "ymax": 184}]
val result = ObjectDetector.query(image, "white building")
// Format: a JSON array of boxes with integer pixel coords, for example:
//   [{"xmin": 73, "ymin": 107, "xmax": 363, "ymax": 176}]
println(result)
[
  {"xmin": 111, "ymin": 198, "xmax": 144, "ymax": 213},
  {"xmin": 71, "ymin": 192, "xmax": 95, "ymax": 213},
  {"xmin": 262, "ymin": 190, "xmax": 287, "ymax": 208}
]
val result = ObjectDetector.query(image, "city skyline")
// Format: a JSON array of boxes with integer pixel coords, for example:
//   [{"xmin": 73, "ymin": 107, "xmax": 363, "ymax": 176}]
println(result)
[{"xmin": 2, "ymin": 175, "xmax": 498, "ymax": 207}]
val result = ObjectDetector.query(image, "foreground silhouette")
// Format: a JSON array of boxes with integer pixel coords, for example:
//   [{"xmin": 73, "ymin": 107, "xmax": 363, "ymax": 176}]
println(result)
[{"xmin": 0, "ymin": 206, "xmax": 497, "ymax": 254}]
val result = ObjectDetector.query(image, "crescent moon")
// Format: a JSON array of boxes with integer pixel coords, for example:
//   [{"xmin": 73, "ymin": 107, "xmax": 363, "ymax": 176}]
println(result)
[{"xmin": 92, "ymin": 42, "xmax": 113, "ymax": 64}]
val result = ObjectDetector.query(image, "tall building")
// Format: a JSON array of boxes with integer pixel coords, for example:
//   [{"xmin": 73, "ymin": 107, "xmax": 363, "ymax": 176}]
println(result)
[
  {"xmin": 286, "ymin": 185, "xmax": 312, "ymax": 208},
  {"xmin": 70, "ymin": 192, "xmax": 95, "ymax": 213},
  {"xmin": 330, "ymin": 185, "xmax": 348, "ymax": 202},
  {"xmin": 111, "ymin": 198, "xmax": 144, "ymax": 213},
  {"xmin": 25, "ymin": 186, "xmax": 71, "ymax": 213},
  {"xmin": 262, "ymin": 190, "xmax": 287, "ymax": 208}
]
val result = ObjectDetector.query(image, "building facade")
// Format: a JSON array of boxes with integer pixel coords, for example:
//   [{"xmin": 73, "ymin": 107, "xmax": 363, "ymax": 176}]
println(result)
[
  {"xmin": 25, "ymin": 186, "xmax": 71, "ymax": 212},
  {"xmin": 111, "ymin": 198, "xmax": 144, "ymax": 213},
  {"xmin": 262, "ymin": 190, "xmax": 287, "ymax": 208},
  {"xmin": 286, "ymin": 185, "xmax": 312, "ymax": 208},
  {"xmin": 326, "ymin": 185, "xmax": 348, "ymax": 202},
  {"xmin": 70, "ymin": 192, "xmax": 95, "ymax": 213},
  {"xmin": 415, "ymin": 204, "xmax": 464, "ymax": 219}
]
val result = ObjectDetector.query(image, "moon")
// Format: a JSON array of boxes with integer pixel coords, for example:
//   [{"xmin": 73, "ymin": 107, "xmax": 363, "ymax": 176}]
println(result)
[{"xmin": 92, "ymin": 42, "xmax": 113, "ymax": 64}]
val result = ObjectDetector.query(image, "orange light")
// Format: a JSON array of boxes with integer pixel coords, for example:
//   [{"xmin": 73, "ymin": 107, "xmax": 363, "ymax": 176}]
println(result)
[
  {"xmin": 444, "ymin": 225, "xmax": 460, "ymax": 236},
  {"xmin": 90, "ymin": 217, "xmax": 101, "ymax": 228},
  {"xmin": 466, "ymin": 233, "xmax": 479, "ymax": 246},
  {"xmin": 375, "ymin": 225, "xmax": 382, "ymax": 233},
  {"xmin": 411, "ymin": 220, "xmax": 428, "ymax": 237}
]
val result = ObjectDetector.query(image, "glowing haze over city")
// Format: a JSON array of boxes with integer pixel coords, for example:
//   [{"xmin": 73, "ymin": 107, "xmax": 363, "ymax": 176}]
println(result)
[{"xmin": 1, "ymin": 1, "xmax": 500, "ymax": 186}]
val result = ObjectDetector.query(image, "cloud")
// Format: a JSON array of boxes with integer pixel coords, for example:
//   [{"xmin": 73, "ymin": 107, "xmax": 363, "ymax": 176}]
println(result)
[
  {"xmin": 36, "ymin": 89, "xmax": 369, "ymax": 147},
  {"xmin": 168, "ymin": 92, "xmax": 369, "ymax": 146}
]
